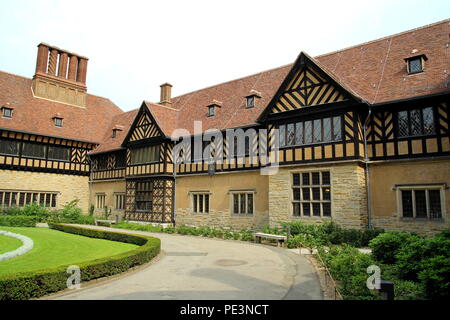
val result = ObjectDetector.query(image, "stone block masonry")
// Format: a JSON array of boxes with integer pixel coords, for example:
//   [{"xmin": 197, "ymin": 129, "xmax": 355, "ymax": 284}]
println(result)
[{"xmin": 0, "ymin": 169, "xmax": 89, "ymax": 212}]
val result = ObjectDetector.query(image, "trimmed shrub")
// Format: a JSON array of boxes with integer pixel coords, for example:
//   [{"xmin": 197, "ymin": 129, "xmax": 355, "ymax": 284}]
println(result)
[
  {"xmin": 0, "ymin": 215, "xmax": 41, "ymax": 227},
  {"xmin": 0, "ymin": 223, "xmax": 160, "ymax": 300},
  {"xmin": 369, "ymin": 231, "xmax": 419, "ymax": 264}
]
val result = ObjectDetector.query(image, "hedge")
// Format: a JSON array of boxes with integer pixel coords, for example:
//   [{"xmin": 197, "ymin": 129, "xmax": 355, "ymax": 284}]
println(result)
[
  {"xmin": 0, "ymin": 223, "xmax": 161, "ymax": 300},
  {"xmin": 0, "ymin": 215, "xmax": 42, "ymax": 227}
]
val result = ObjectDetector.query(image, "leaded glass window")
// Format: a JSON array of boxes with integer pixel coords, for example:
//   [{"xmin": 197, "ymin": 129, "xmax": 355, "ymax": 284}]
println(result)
[
  {"xmin": 397, "ymin": 107, "xmax": 435, "ymax": 138},
  {"xmin": 292, "ymin": 171, "xmax": 332, "ymax": 218},
  {"xmin": 400, "ymin": 188, "xmax": 442, "ymax": 219}
]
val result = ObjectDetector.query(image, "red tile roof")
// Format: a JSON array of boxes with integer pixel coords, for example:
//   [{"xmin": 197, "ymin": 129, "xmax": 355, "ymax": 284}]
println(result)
[
  {"xmin": 89, "ymin": 109, "xmax": 138, "ymax": 154},
  {"xmin": 0, "ymin": 71, "xmax": 123, "ymax": 143}
]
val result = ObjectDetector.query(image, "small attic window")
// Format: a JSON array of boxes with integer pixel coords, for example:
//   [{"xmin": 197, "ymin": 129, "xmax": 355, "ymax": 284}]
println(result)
[
  {"xmin": 53, "ymin": 117, "xmax": 63, "ymax": 127},
  {"xmin": 208, "ymin": 105, "xmax": 216, "ymax": 117},
  {"xmin": 405, "ymin": 55, "xmax": 427, "ymax": 74},
  {"xmin": 112, "ymin": 128, "xmax": 120, "ymax": 138},
  {"xmin": 246, "ymin": 96, "xmax": 255, "ymax": 108},
  {"xmin": 2, "ymin": 107, "xmax": 13, "ymax": 118}
]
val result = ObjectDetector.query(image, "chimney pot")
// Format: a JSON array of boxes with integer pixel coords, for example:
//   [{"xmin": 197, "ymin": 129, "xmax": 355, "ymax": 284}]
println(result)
[{"xmin": 160, "ymin": 83, "xmax": 173, "ymax": 106}]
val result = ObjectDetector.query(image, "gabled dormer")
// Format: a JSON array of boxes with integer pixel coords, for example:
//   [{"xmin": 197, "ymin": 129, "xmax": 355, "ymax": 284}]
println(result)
[{"xmin": 258, "ymin": 52, "xmax": 363, "ymax": 122}]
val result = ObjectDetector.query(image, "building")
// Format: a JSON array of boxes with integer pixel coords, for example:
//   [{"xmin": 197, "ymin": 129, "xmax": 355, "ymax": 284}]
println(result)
[{"xmin": 1, "ymin": 20, "xmax": 449, "ymax": 235}]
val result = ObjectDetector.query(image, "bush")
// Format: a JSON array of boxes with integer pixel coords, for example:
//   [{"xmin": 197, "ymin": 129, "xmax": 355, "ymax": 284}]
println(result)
[
  {"xmin": 318, "ymin": 244, "xmax": 377, "ymax": 299},
  {"xmin": 0, "ymin": 215, "xmax": 41, "ymax": 227},
  {"xmin": 392, "ymin": 280, "xmax": 426, "ymax": 300},
  {"xmin": 369, "ymin": 231, "xmax": 419, "ymax": 264},
  {"xmin": 281, "ymin": 221, "xmax": 383, "ymax": 248},
  {"xmin": 0, "ymin": 223, "xmax": 161, "ymax": 300}
]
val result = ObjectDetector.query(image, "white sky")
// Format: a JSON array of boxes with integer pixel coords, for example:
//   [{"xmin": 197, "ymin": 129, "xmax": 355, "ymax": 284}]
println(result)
[{"xmin": 0, "ymin": 0, "xmax": 448, "ymax": 111}]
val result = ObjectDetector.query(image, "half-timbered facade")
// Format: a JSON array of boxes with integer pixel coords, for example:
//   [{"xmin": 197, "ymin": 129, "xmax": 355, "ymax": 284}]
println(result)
[{"xmin": 2, "ymin": 20, "xmax": 449, "ymax": 235}]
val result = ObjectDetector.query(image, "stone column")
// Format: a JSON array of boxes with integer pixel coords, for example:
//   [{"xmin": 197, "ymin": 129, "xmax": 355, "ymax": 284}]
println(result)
[
  {"xmin": 35, "ymin": 44, "xmax": 49, "ymax": 74},
  {"xmin": 48, "ymin": 49, "xmax": 59, "ymax": 75},
  {"xmin": 77, "ymin": 58, "xmax": 88, "ymax": 84},
  {"xmin": 58, "ymin": 52, "xmax": 68, "ymax": 79},
  {"xmin": 68, "ymin": 55, "xmax": 78, "ymax": 81}
]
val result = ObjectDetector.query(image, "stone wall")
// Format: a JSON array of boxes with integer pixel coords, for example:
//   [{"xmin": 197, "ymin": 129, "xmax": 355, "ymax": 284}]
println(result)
[
  {"xmin": 0, "ymin": 169, "xmax": 89, "ymax": 211},
  {"xmin": 175, "ymin": 171, "xmax": 269, "ymax": 230},
  {"xmin": 268, "ymin": 162, "xmax": 368, "ymax": 229},
  {"xmin": 89, "ymin": 179, "xmax": 126, "ymax": 219}
]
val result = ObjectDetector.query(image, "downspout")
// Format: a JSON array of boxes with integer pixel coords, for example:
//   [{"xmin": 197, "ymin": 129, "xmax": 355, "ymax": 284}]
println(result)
[
  {"xmin": 173, "ymin": 150, "xmax": 177, "ymax": 228},
  {"xmin": 363, "ymin": 105, "xmax": 373, "ymax": 229}
]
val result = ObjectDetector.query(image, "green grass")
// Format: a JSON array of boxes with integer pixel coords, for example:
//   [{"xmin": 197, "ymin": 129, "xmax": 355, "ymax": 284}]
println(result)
[
  {"xmin": 0, "ymin": 227, "xmax": 138, "ymax": 276},
  {"xmin": 0, "ymin": 234, "xmax": 23, "ymax": 255}
]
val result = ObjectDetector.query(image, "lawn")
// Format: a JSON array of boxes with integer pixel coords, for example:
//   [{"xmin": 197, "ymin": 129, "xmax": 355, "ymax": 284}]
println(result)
[
  {"xmin": 0, "ymin": 227, "xmax": 138, "ymax": 276},
  {"xmin": 0, "ymin": 234, "xmax": 23, "ymax": 255}
]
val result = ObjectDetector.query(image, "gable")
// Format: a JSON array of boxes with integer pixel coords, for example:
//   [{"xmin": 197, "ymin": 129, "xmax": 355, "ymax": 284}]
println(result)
[
  {"xmin": 258, "ymin": 52, "xmax": 359, "ymax": 121},
  {"xmin": 271, "ymin": 63, "xmax": 349, "ymax": 115},
  {"xmin": 123, "ymin": 104, "xmax": 164, "ymax": 145}
]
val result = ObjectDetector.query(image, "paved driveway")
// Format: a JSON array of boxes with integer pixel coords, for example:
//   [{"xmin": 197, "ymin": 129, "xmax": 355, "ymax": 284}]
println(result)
[{"xmin": 47, "ymin": 225, "xmax": 322, "ymax": 300}]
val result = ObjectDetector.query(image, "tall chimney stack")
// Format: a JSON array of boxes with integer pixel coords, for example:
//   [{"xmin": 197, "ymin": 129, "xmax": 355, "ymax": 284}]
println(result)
[
  {"xmin": 160, "ymin": 83, "xmax": 173, "ymax": 106},
  {"xmin": 32, "ymin": 43, "xmax": 89, "ymax": 107}
]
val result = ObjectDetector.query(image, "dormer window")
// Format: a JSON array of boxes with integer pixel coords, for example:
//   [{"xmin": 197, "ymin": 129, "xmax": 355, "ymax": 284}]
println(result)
[
  {"xmin": 405, "ymin": 54, "xmax": 427, "ymax": 74},
  {"xmin": 112, "ymin": 129, "xmax": 120, "ymax": 138},
  {"xmin": 208, "ymin": 105, "xmax": 216, "ymax": 117},
  {"xmin": 53, "ymin": 117, "xmax": 63, "ymax": 127},
  {"xmin": 246, "ymin": 96, "xmax": 255, "ymax": 108},
  {"xmin": 2, "ymin": 107, "xmax": 13, "ymax": 118}
]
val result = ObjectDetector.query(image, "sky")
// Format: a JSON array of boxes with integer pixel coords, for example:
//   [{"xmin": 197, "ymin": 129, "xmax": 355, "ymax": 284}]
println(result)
[{"xmin": 0, "ymin": 0, "xmax": 448, "ymax": 111}]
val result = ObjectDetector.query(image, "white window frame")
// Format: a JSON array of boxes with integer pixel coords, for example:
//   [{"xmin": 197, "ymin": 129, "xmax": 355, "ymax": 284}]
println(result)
[
  {"xmin": 290, "ymin": 170, "xmax": 332, "ymax": 218},
  {"xmin": 114, "ymin": 193, "xmax": 125, "ymax": 210},
  {"xmin": 229, "ymin": 190, "xmax": 255, "ymax": 216},
  {"xmin": 96, "ymin": 193, "xmax": 106, "ymax": 209},
  {"xmin": 190, "ymin": 191, "xmax": 210, "ymax": 214},
  {"xmin": 395, "ymin": 184, "xmax": 446, "ymax": 220}
]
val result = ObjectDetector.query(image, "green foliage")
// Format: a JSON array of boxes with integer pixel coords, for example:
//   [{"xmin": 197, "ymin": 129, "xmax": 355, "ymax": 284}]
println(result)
[
  {"xmin": 103, "ymin": 206, "xmax": 111, "ymax": 219},
  {"xmin": 287, "ymin": 233, "xmax": 324, "ymax": 249},
  {"xmin": 369, "ymin": 231, "xmax": 419, "ymax": 264},
  {"xmin": 0, "ymin": 223, "xmax": 161, "ymax": 300},
  {"xmin": 115, "ymin": 222, "xmax": 163, "ymax": 233},
  {"xmin": 0, "ymin": 215, "xmax": 41, "ymax": 227},
  {"xmin": 392, "ymin": 280, "xmax": 426, "ymax": 300},
  {"xmin": 88, "ymin": 205, "xmax": 95, "ymax": 217},
  {"xmin": 318, "ymin": 244, "xmax": 378, "ymax": 299},
  {"xmin": 281, "ymin": 221, "xmax": 384, "ymax": 248}
]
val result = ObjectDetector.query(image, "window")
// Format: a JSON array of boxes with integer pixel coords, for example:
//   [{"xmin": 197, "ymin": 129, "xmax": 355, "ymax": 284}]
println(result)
[
  {"xmin": 231, "ymin": 192, "xmax": 254, "ymax": 215},
  {"xmin": 2, "ymin": 107, "xmax": 12, "ymax": 118},
  {"xmin": 246, "ymin": 96, "xmax": 255, "ymax": 108},
  {"xmin": 0, "ymin": 139, "xmax": 20, "ymax": 156},
  {"xmin": 96, "ymin": 194, "xmax": 106, "ymax": 209},
  {"xmin": 397, "ymin": 107, "xmax": 435, "ymax": 138},
  {"xmin": 192, "ymin": 192, "xmax": 210, "ymax": 214},
  {"xmin": 405, "ymin": 56, "xmax": 426, "ymax": 74},
  {"xmin": 130, "ymin": 145, "xmax": 160, "ymax": 164},
  {"xmin": 208, "ymin": 105, "xmax": 215, "ymax": 117},
  {"xmin": 114, "ymin": 193, "xmax": 125, "ymax": 210},
  {"xmin": 398, "ymin": 186, "xmax": 443, "ymax": 220},
  {"xmin": 279, "ymin": 116, "xmax": 342, "ymax": 147},
  {"xmin": 54, "ymin": 117, "xmax": 63, "ymax": 127},
  {"xmin": 292, "ymin": 171, "xmax": 331, "ymax": 217},
  {"xmin": 0, "ymin": 190, "xmax": 57, "ymax": 208},
  {"xmin": 136, "ymin": 181, "xmax": 153, "ymax": 211},
  {"xmin": 47, "ymin": 145, "xmax": 70, "ymax": 161},
  {"xmin": 21, "ymin": 142, "xmax": 46, "ymax": 159}
]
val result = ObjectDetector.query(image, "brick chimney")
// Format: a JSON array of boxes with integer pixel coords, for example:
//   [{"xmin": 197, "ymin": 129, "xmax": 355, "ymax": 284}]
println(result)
[
  {"xmin": 159, "ymin": 83, "xmax": 172, "ymax": 106},
  {"xmin": 32, "ymin": 43, "xmax": 89, "ymax": 107}
]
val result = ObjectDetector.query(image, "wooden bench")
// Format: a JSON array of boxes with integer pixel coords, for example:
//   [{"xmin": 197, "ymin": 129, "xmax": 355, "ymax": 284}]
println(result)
[
  {"xmin": 254, "ymin": 232, "xmax": 288, "ymax": 248},
  {"xmin": 94, "ymin": 219, "xmax": 117, "ymax": 227}
]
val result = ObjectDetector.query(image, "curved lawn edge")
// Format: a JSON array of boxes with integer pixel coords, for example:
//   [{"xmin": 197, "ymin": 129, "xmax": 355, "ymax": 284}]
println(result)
[
  {"xmin": 0, "ymin": 230, "xmax": 34, "ymax": 261},
  {"xmin": 0, "ymin": 223, "xmax": 161, "ymax": 300}
]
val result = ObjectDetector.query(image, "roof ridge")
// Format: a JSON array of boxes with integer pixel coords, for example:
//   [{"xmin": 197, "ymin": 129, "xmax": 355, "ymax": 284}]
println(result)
[
  {"xmin": 144, "ymin": 101, "xmax": 180, "ymax": 112},
  {"xmin": 171, "ymin": 63, "xmax": 293, "ymax": 101},
  {"xmin": 315, "ymin": 18, "xmax": 450, "ymax": 59}
]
